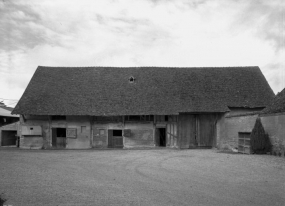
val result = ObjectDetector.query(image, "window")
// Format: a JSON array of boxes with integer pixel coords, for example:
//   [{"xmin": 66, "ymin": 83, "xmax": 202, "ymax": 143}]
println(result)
[
  {"xmin": 113, "ymin": 130, "xmax": 122, "ymax": 136},
  {"xmin": 52, "ymin": 115, "xmax": 66, "ymax": 120},
  {"xmin": 99, "ymin": 129, "xmax": 105, "ymax": 135},
  {"xmin": 67, "ymin": 128, "xmax": 77, "ymax": 138},
  {"xmin": 129, "ymin": 76, "xmax": 135, "ymax": 83},
  {"xmin": 57, "ymin": 128, "xmax": 66, "ymax": 137},
  {"xmin": 81, "ymin": 126, "xmax": 86, "ymax": 133},
  {"xmin": 125, "ymin": 115, "xmax": 154, "ymax": 121}
]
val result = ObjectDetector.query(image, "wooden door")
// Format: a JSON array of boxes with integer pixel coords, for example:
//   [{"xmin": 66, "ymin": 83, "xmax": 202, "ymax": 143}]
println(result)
[
  {"xmin": 108, "ymin": 130, "xmax": 123, "ymax": 148},
  {"xmin": 113, "ymin": 136, "xmax": 123, "ymax": 148},
  {"xmin": 197, "ymin": 114, "xmax": 215, "ymax": 147},
  {"xmin": 57, "ymin": 137, "xmax": 66, "ymax": 148},
  {"xmin": 93, "ymin": 127, "xmax": 108, "ymax": 148},
  {"xmin": 178, "ymin": 114, "xmax": 196, "ymax": 148}
]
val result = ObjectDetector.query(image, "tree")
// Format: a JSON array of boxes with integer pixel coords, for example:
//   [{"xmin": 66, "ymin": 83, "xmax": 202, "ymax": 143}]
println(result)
[{"xmin": 250, "ymin": 117, "xmax": 271, "ymax": 154}]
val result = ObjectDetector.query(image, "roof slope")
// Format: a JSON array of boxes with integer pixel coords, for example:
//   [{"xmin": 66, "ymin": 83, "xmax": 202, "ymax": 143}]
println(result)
[
  {"xmin": 261, "ymin": 88, "xmax": 285, "ymax": 114},
  {"xmin": 12, "ymin": 66, "xmax": 274, "ymax": 115}
]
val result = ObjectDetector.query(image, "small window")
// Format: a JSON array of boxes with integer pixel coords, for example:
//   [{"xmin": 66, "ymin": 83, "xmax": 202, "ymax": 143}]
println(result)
[
  {"xmin": 57, "ymin": 128, "xmax": 66, "ymax": 137},
  {"xmin": 113, "ymin": 130, "xmax": 122, "ymax": 136},
  {"xmin": 67, "ymin": 128, "xmax": 77, "ymax": 138},
  {"xmin": 99, "ymin": 129, "xmax": 105, "ymax": 135},
  {"xmin": 52, "ymin": 115, "xmax": 66, "ymax": 120},
  {"xmin": 128, "ymin": 115, "xmax": 141, "ymax": 121},
  {"xmin": 129, "ymin": 76, "xmax": 135, "ymax": 83},
  {"xmin": 81, "ymin": 126, "xmax": 86, "ymax": 133}
]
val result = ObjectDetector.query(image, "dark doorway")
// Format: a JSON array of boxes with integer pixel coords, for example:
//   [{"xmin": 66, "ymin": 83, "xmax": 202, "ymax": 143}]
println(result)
[
  {"xmin": 52, "ymin": 128, "xmax": 66, "ymax": 148},
  {"xmin": 156, "ymin": 128, "xmax": 166, "ymax": 147},
  {"xmin": 108, "ymin": 130, "xmax": 123, "ymax": 148},
  {"xmin": 1, "ymin": 131, "xmax": 17, "ymax": 146}
]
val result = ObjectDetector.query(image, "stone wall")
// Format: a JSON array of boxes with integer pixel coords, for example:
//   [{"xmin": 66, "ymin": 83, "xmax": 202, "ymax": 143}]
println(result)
[
  {"xmin": 92, "ymin": 122, "xmax": 155, "ymax": 148},
  {"xmin": 19, "ymin": 115, "xmax": 91, "ymax": 149}
]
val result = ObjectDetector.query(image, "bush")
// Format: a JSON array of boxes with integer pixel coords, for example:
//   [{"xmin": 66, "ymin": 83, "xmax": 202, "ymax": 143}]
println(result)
[
  {"xmin": 250, "ymin": 117, "xmax": 272, "ymax": 154},
  {"xmin": 0, "ymin": 193, "xmax": 7, "ymax": 206}
]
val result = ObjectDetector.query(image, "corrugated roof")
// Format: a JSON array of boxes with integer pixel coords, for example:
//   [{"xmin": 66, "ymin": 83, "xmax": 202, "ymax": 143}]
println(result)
[
  {"xmin": 0, "ymin": 107, "xmax": 19, "ymax": 117},
  {"xmin": 261, "ymin": 88, "xmax": 285, "ymax": 114},
  {"xmin": 12, "ymin": 66, "xmax": 275, "ymax": 115}
]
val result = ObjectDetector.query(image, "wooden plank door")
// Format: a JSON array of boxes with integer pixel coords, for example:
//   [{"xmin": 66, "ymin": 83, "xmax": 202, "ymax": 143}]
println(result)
[
  {"xmin": 113, "ymin": 135, "xmax": 123, "ymax": 148},
  {"xmin": 178, "ymin": 114, "xmax": 196, "ymax": 148},
  {"xmin": 93, "ymin": 127, "xmax": 108, "ymax": 148},
  {"xmin": 197, "ymin": 114, "xmax": 215, "ymax": 147},
  {"xmin": 57, "ymin": 137, "xmax": 66, "ymax": 148}
]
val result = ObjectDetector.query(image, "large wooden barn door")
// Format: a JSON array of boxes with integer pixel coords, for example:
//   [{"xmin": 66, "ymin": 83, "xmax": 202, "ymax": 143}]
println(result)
[
  {"xmin": 178, "ymin": 114, "xmax": 196, "ymax": 148},
  {"xmin": 197, "ymin": 114, "xmax": 216, "ymax": 147},
  {"xmin": 178, "ymin": 114, "xmax": 216, "ymax": 148}
]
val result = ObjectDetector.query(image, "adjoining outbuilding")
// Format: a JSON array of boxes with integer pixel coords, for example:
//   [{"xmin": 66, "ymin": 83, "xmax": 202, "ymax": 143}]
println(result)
[
  {"xmin": 0, "ymin": 105, "xmax": 19, "ymax": 147},
  {"xmin": 11, "ymin": 66, "xmax": 274, "ymax": 149}
]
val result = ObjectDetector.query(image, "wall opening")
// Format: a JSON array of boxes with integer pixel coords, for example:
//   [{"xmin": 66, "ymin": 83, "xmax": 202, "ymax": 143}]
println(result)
[
  {"xmin": 52, "ymin": 128, "xmax": 66, "ymax": 148},
  {"xmin": 156, "ymin": 128, "xmax": 166, "ymax": 147},
  {"xmin": 113, "ymin": 130, "xmax": 122, "ymax": 136},
  {"xmin": 108, "ymin": 130, "xmax": 123, "ymax": 148},
  {"xmin": 1, "ymin": 131, "xmax": 17, "ymax": 146}
]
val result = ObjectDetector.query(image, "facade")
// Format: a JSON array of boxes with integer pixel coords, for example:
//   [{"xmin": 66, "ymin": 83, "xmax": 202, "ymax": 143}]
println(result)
[{"xmin": 11, "ymin": 66, "xmax": 274, "ymax": 149}]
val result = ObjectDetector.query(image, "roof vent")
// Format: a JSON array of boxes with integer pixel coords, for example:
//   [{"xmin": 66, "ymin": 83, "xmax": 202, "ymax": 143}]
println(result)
[{"xmin": 129, "ymin": 76, "xmax": 135, "ymax": 83}]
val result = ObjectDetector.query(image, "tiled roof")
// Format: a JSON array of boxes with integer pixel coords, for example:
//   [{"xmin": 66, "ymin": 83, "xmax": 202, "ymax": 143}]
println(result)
[
  {"xmin": 261, "ymin": 88, "xmax": 285, "ymax": 114},
  {"xmin": 12, "ymin": 66, "xmax": 275, "ymax": 115}
]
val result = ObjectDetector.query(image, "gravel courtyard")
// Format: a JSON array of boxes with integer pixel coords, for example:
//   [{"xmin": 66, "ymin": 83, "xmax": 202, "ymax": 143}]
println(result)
[{"xmin": 0, "ymin": 148, "xmax": 284, "ymax": 206}]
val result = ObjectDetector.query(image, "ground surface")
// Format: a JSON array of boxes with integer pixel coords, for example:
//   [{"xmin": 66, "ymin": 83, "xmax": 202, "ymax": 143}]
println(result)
[{"xmin": 0, "ymin": 148, "xmax": 284, "ymax": 206}]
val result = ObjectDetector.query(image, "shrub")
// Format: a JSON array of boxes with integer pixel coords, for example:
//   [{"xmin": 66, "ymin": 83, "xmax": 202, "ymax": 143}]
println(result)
[
  {"xmin": 250, "ymin": 117, "xmax": 272, "ymax": 154},
  {"xmin": 0, "ymin": 193, "xmax": 7, "ymax": 206}
]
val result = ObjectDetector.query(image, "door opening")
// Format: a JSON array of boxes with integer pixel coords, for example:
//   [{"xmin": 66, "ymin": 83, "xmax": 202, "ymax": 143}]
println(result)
[
  {"xmin": 52, "ymin": 128, "xmax": 66, "ymax": 148},
  {"xmin": 1, "ymin": 131, "xmax": 17, "ymax": 146},
  {"xmin": 156, "ymin": 128, "xmax": 166, "ymax": 147},
  {"xmin": 108, "ymin": 129, "xmax": 123, "ymax": 148}
]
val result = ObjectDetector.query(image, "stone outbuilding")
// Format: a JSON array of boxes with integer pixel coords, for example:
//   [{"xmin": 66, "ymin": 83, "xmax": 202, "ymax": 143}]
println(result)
[{"xmin": 11, "ymin": 66, "xmax": 274, "ymax": 149}]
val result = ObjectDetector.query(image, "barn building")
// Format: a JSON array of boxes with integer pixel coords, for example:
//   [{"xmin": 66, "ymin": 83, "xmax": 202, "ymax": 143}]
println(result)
[{"xmin": 11, "ymin": 66, "xmax": 274, "ymax": 149}]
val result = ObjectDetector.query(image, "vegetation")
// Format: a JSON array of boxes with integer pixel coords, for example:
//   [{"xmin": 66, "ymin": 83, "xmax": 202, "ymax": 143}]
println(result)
[
  {"xmin": 250, "ymin": 117, "xmax": 272, "ymax": 154},
  {"xmin": 0, "ymin": 193, "xmax": 7, "ymax": 206}
]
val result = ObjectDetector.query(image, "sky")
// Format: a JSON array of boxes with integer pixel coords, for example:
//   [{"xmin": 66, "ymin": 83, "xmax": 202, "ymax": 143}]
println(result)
[{"xmin": 0, "ymin": 0, "xmax": 284, "ymax": 107}]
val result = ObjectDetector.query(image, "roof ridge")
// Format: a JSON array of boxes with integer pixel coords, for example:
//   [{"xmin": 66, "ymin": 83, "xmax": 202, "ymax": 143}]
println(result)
[{"xmin": 38, "ymin": 66, "xmax": 259, "ymax": 69}]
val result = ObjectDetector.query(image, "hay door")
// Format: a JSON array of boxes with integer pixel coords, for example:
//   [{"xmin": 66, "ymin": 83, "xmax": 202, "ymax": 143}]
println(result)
[{"xmin": 197, "ymin": 114, "xmax": 215, "ymax": 147}]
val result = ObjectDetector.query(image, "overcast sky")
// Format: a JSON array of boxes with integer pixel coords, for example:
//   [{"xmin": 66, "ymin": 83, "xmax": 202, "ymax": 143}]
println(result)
[{"xmin": 0, "ymin": 0, "xmax": 284, "ymax": 107}]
